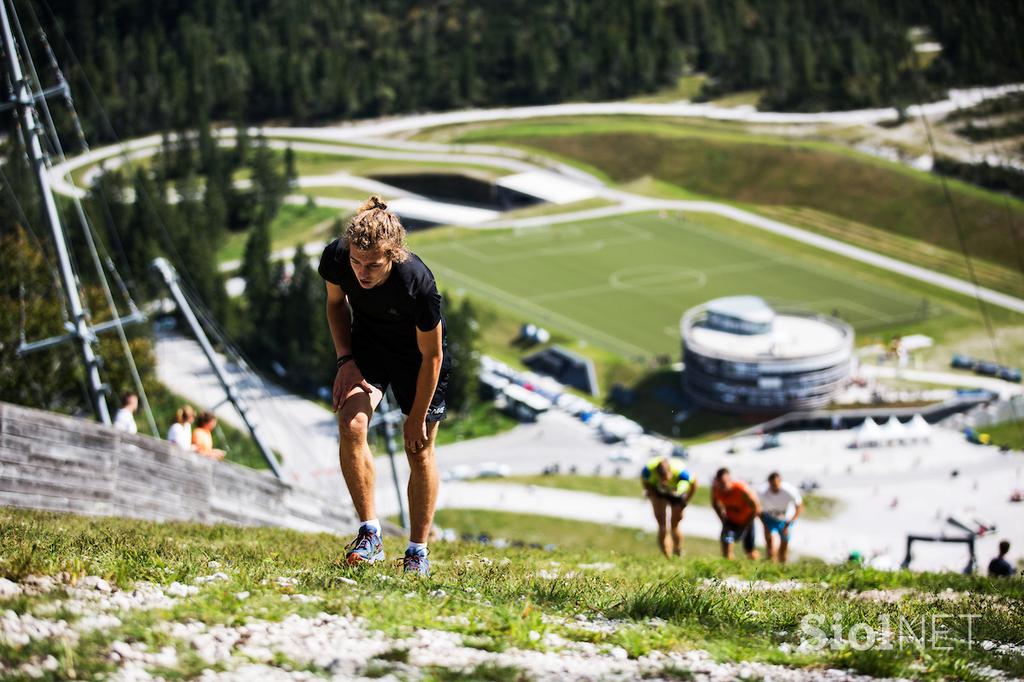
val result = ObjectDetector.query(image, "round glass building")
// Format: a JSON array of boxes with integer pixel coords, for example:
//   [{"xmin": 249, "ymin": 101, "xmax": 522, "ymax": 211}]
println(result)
[{"xmin": 681, "ymin": 296, "xmax": 854, "ymax": 413}]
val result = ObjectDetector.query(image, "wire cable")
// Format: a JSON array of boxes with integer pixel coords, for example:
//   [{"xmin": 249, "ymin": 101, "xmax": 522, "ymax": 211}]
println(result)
[{"xmin": 914, "ymin": 82, "xmax": 1024, "ymax": 434}]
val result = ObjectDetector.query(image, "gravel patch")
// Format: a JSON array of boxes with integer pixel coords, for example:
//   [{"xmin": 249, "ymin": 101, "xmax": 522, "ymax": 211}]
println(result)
[
  {"xmin": 702, "ymin": 577, "xmax": 810, "ymax": 592},
  {"xmin": 140, "ymin": 610, "xmax": 911, "ymax": 682},
  {"xmin": 0, "ymin": 609, "xmax": 77, "ymax": 646}
]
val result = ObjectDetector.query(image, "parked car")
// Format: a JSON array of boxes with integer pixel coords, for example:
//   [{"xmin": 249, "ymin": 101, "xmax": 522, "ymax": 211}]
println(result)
[
  {"xmin": 950, "ymin": 354, "xmax": 976, "ymax": 370},
  {"xmin": 444, "ymin": 465, "xmax": 473, "ymax": 482},
  {"xmin": 476, "ymin": 462, "xmax": 511, "ymax": 478},
  {"xmin": 998, "ymin": 366, "xmax": 1022, "ymax": 383},
  {"xmin": 608, "ymin": 450, "xmax": 634, "ymax": 464},
  {"xmin": 975, "ymin": 361, "xmax": 1000, "ymax": 377}
]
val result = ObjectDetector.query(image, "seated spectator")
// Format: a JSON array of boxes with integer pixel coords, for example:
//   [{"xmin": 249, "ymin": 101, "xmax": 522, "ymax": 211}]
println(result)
[
  {"xmin": 989, "ymin": 540, "xmax": 1016, "ymax": 578},
  {"xmin": 192, "ymin": 411, "xmax": 226, "ymax": 461},
  {"xmin": 113, "ymin": 392, "xmax": 138, "ymax": 434},
  {"xmin": 166, "ymin": 405, "xmax": 195, "ymax": 450}
]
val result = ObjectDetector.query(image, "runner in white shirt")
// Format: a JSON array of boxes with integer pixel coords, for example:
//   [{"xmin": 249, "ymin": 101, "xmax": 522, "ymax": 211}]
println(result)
[
  {"xmin": 758, "ymin": 472, "xmax": 804, "ymax": 564},
  {"xmin": 113, "ymin": 393, "xmax": 138, "ymax": 434}
]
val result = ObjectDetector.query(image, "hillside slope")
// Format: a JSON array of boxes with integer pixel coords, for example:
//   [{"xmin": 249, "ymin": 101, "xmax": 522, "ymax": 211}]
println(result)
[{"xmin": 1, "ymin": 508, "xmax": 1021, "ymax": 681}]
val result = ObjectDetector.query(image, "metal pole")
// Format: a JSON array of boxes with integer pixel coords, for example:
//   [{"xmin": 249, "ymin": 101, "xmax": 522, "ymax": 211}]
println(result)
[
  {"xmin": 380, "ymin": 393, "xmax": 408, "ymax": 529},
  {"xmin": 152, "ymin": 257, "xmax": 284, "ymax": 479},
  {"xmin": 1, "ymin": 0, "xmax": 110, "ymax": 424}
]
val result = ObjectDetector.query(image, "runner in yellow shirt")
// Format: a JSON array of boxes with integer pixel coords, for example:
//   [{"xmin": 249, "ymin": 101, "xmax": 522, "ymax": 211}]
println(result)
[{"xmin": 640, "ymin": 456, "xmax": 697, "ymax": 558}]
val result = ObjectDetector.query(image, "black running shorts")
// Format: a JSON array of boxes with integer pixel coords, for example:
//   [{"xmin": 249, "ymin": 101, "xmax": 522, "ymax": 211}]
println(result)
[
  {"xmin": 354, "ymin": 347, "xmax": 451, "ymax": 423},
  {"xmin": 654, "ymin": 490, "xmax": 687, "ymax": 507},
  {"xmin": 721, "ymin": 519, "xmax": 756, "ymax": 553}
]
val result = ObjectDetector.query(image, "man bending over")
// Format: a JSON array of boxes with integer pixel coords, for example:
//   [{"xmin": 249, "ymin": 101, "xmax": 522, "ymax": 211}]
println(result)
[
  {"xmin": 641, "ymin": 456, "xmax": 697, "ymax": 558},
  {"xmin": 319, "ymin": 196, "xmax": 451, "ymax": 576}
]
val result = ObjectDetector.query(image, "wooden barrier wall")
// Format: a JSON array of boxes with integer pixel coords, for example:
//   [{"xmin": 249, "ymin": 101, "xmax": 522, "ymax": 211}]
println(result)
[{"xmin": 0, "ymin": 401, "xmax": 356, "ymax": 535}]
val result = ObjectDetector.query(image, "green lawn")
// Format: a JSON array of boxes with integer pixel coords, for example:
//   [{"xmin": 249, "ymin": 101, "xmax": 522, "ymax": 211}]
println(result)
[
  {"xmin": 217, "ymin": 203, "xmax": 343, "ymax": 264},
  {"xmin": 410, "ymin": 210, "xmax": 979, "ymax": 361},
  {"xmin": 455, "ymin": 118, "xmax": 1024, "ymax": 279},
  {"xmin": 2, "ymin": 508, "xmax": 1021, "ymax": 681},
  {"xmin": 628, "ymin": 74, "xmax": 708, "ymax": 103},
  {"xmin": 985, "ymin": 418, "xmax": 1024, "ymax": 450},
  {"xmin": 430, "ymin": 509, "xmax": 719, "ymax": 557},
  {"xmin": 290, "ymin": 150, "xmax": 510, "ymax": 181},
  {"xmin": 468, "ymin": 475, "xmax": 838, "ymax": 520}
]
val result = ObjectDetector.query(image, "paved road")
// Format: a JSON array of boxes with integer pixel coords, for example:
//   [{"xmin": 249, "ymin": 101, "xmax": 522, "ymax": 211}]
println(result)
[{"xmin": 859, "ymin": 365, "xmax": 1024, "ymax": 400}]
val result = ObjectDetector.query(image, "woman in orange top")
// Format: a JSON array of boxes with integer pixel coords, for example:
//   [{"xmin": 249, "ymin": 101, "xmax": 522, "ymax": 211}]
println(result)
[
  {"xmin": 711, "ymin": 467, "xmax": 761, "ymax": 560},
  {"xmin": 192, "ymin": 412, "xmax": 226, "ymax": 461}
]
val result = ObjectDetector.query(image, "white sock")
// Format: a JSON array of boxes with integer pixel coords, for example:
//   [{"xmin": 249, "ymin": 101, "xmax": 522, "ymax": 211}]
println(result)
[
  {"xmin": 360, "ymin": 519, "xmax": 381, "ymax": 535},
  {"xmin": 407, "ymin": 541, "xmax": 428, "ymax": 554}
]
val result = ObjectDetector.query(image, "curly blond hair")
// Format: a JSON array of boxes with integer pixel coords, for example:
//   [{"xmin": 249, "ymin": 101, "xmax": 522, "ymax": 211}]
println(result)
[{"xmin": 343, "ymin": 195, "xmax": 408, "ymax": 263}]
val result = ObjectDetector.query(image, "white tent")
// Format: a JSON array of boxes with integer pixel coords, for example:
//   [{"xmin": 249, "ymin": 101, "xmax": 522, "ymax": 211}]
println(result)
[
  {"xmin": 880, "ymin": 416, "xmax": 907, "ymax": 444},
  {"xmin": 907, "ymin": 414, "xmax": 932, "ymax": 442},
  {"xmin": 853, "ymin": 417, "xmax": 882, "ymax": 447}
]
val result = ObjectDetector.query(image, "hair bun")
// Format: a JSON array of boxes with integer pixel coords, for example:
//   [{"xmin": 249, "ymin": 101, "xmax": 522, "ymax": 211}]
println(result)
[{"xmin": 359, "ymin": 195, "xmax": 387, "ymax": 212}]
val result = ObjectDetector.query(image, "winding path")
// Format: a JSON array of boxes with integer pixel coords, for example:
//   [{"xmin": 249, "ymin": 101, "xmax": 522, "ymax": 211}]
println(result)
[{"xmin": 50, "ymin": 85, "xmax": 1024, "ymax": 317}]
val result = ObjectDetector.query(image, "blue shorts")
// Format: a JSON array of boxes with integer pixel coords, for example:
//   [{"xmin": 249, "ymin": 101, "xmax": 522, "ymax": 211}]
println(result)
[{"xmin": 761, "ymin": 514, "xmax": 794, "ymax": 541}]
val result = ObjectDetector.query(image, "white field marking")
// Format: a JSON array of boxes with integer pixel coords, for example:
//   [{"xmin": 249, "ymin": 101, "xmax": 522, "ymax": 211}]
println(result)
[
  {"xmin": 609, "ymin": 266, "xmax": 708, "ymax": 291},
  {"xmin": 808, "ymin": 295, "xmax": 933, "ymax": 325},
  {"xmin": 662, "ymin": 212, "xmax": 927, "ymax": 308},
  {"xmin": 799, "ymin": 296, "xmax": 944, "ymax": 329},
  {"xmin": 468, "ymin": 237, "xmax": 611, "ymax": 261},
  {"xmin": 434, "ymin": 219, "xmax": 653, "ymax": 264},
  {"xmin": 428, "ymin": 262, "xmax": 651, "ymax": 357},
  {"xmin": 529, "ymin": 259, "xmax": 775, "ymax": 304}
]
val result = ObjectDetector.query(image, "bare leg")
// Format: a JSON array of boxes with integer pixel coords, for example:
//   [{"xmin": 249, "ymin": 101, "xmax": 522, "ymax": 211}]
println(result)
[
  {"xmin": 722, "ymin": 538, "xmax": 734, "ymax": 560},
  {"xmin": 779, "ymin": 537, "xmax": 790, "ymax": 564},
  {"xmin": 406, "ymin": 421, "xmax": 440, "ymax": 544},
  {"xmin": 650, "ymin": 497, "xmax": 670, "ymax": 557},
  {"xmin": 669, "ymin": 504, "xmax": 684, "ymax": 556},
  {"xmin": 764, "ymin": 526, "xmax": 777, "ymax": 562},
  {"xmin": 337, "ymin": 386, "xmax": 383, "ymax": 524}
]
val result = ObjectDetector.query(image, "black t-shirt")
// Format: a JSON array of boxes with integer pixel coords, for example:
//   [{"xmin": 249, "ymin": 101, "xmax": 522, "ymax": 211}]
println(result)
[
  {"xmin": 317, "ymin": 239, "xmax": 445, "ymax": 364},
  {"xmin": 988, "ymin": 557, "xmax": 1015, "ymax": 577}
]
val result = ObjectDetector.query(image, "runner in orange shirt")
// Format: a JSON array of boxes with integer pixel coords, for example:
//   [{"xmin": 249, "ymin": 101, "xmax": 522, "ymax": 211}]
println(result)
[{"xmin": 711, "ymin": 467, "xmax": 761, "ymax": 560}]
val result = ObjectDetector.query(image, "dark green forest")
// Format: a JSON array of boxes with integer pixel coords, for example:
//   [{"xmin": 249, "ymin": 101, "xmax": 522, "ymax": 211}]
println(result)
[{"xmin": 23, "ymin": 0, "xmax": 1024, "ymax": 143}]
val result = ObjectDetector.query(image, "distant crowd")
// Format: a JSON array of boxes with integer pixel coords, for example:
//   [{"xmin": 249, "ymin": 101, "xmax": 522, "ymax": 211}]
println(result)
[{"xmin": 112, "ymin": 392, "xmax": 226, "ymax": 460}]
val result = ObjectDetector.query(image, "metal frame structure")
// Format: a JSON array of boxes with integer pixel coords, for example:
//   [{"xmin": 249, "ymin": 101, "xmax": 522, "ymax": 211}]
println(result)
[{"xmin": 2, "ymin": 0, "xmax": 124, "ymax": 423}]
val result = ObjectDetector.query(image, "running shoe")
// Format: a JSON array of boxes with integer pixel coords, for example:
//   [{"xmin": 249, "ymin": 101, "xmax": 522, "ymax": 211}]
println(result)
[
  {"xmin": 344, "ymin": 525, "xmax": 385, "ymax": 565},
  {"xmin": 402, "ymin": 547, "xmax": 430, "ymax": 576}
]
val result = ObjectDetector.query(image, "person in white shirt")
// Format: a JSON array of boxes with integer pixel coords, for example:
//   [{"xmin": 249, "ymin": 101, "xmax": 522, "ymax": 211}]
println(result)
[
  {"xmin": 166, "ymin": 405, "xmax": 195, "ymax": 450},
  {"xmin": 758, "ymin": 471, "xmax": 804, "ymax": 564},
  {"xmin": 113, "ymin": 392, "xmax": 138, "ymax": 434}
]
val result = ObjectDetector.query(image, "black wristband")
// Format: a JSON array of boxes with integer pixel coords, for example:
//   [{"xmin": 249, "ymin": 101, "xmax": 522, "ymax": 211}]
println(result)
[{"xmin": 336, "ymin": 354, "xmax": 354, "ymax": 369}]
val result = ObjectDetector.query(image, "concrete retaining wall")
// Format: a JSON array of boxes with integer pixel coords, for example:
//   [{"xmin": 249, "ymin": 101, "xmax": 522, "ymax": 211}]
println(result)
[{"xmin": 0, "ymin": 401, "xmax": 357, "ymax": 534}]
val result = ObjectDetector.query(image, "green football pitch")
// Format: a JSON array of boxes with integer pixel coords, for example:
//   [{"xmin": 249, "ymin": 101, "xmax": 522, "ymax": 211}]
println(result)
[{"xmin": 411, "ymin": 211, "xmax": 955, "ymax": 359}]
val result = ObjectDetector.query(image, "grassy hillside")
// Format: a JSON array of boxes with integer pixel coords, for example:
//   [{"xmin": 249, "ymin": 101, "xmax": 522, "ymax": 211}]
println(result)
[
  {"xmin": 454, "ymin": 118, "xmax": 1024, "ymax": 290},
  {"xmin": 1, "ymin": 508, "xmax": 1021, "ymax": 681}
]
